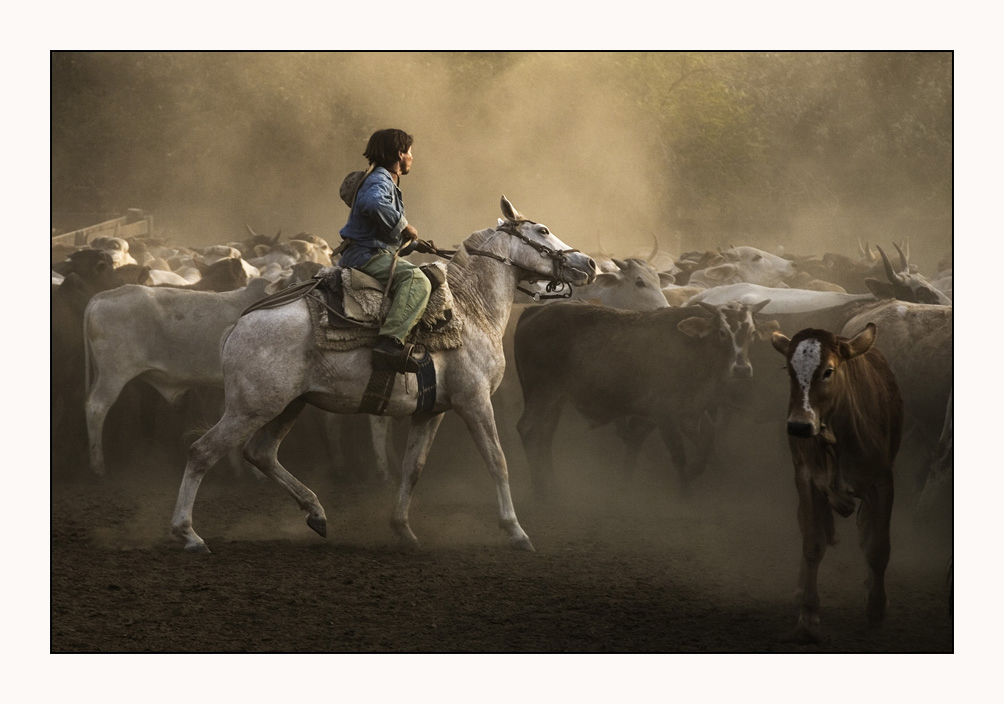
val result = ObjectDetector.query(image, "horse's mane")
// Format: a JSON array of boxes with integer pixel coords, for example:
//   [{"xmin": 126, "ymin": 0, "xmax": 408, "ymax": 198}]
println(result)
[
  {"xmin": 447, "ymin": 227, "xmax": 496, "ymax": 270},
  {"xmin": 445, "ymin": 226, "xmax": 510, "ymax": 334}
]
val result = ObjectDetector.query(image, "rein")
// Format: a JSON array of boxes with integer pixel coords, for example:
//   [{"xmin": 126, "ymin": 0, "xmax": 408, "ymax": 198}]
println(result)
[{"xmin": 462, "ymin": 220, "xmax": 578, "ymax": 301}]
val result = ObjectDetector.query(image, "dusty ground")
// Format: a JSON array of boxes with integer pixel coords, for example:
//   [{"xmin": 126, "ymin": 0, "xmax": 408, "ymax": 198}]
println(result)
[{"xmin": 51, "ymin": 410, "xmax": 953, "ymax": 653}]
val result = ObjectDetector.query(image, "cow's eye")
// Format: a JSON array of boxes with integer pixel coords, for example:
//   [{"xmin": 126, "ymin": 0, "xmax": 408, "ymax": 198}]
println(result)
[
  {"xmin": 635, "ymin": 278, "xmax": 646, "ymax": 288},
  {"xmin": 822, "ymin": 368, "xmax": 834, "ymax": 379},
  {"xmin": 753, "ymin": 254, "xmax": 762, "ymax": 261}
]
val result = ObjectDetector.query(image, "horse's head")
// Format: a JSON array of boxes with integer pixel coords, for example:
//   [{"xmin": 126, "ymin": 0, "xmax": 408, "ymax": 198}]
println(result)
[{"xmin": 494, "ymin": 196, "xmax": 597, "ymax": 287}]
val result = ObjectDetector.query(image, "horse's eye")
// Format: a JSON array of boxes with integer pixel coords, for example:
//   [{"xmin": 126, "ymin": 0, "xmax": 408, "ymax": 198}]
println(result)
[{"xmin": 540, "ymin": 227, "xmax": 549, "ymax": 235}]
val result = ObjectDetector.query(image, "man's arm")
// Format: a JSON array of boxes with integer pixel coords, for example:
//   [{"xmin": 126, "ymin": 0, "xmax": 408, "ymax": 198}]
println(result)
[{"xmin": 356, "ymin": 178, "xmax": 408, "ymax": 243}]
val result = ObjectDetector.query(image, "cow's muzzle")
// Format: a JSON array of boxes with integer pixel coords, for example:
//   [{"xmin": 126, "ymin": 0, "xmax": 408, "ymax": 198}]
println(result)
[{"xmin": 787, "ymin": 420, "xmax": 815, "ymax": 438}]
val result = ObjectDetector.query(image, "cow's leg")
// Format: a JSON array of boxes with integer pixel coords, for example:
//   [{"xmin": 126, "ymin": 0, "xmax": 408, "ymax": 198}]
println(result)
[
  {"xmin": 391, "ymin": 412, "xmax": 445, "ymax": 550},
  {"xmin": 84, "ymin": 367, "xmax": 135, "ymax": 476},
  {"xmin": 657, "ymin": 418, "xmax": 694, "ymax": 490},
  {"xmin": 784, "ymin": 460, "xmax": 834, "ymax": 644},
  {"xmin": 615, "ymin": 417, "xmax": 656, "ymax": 487},
  {"xmin": 170, "ymin": 410, "xmax": 262, "ymax": 553},
  {"xmin": 242, "ymin": 398, "xmax": 328, "ymax": 538},
  {"xmin": 858, "ymin": 477, "xmax": 894, "ymax": 626},
  {"xmin": 516, "ymin": 396, "xmax": 563, "ymax": 500},
  {"xmin": 692, "ymin": 407, "xmax": 722, "ymax": 475},
  {"xmin": 459, "ymin": 394, "xmax": 534, "ymax": 551}
]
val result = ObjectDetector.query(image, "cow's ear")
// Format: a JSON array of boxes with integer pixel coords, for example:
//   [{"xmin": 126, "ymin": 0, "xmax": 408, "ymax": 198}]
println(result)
[
  {"xmin": 678, "ymin": 316, "xmax": 713, "ymax": 339},
  {"xmin": 844, "ymin": 322, "xmax": 876, "ymax": 359},
  {"xmin": 864, "ymin": 278, "xmax": 895, "ymax": 299},
  {"xmin": 658, "ymin": 271, "xmax": 676, "ymax": 286},
  {"xmin": 756, "ymin": 319, "xmax": 781, "ymax": 341},
  {"xmin": 594, "ymin": 272, "xmax": 621, "ymax": 288},
  {"xmin": 771, "ymin": 330, "xmax": 791, "ymax": 355},
  {"xmin": 138, "ymin": 266, "xmax": 152, "ymax": 286},
  {"xmin": 703, "ymin": 264, "xmax": 736, "ymax": 282}
]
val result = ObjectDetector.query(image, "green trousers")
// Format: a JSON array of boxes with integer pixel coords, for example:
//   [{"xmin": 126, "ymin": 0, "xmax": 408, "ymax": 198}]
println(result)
[{"xmin": 356, "ymin": 250, "xmax": 432, "ymax": 344}]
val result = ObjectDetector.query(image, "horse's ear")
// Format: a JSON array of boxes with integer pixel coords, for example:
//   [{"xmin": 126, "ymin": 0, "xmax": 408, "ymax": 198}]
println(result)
[{"xmin": 500, "ymin": 195, "xmax": 521, "ymax": 222}]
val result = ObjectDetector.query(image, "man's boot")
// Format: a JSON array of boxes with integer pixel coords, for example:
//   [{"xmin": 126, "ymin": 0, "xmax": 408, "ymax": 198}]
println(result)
[{"xmin": 372, "ymin": 336, "xmax": 420, "ymax": 373}]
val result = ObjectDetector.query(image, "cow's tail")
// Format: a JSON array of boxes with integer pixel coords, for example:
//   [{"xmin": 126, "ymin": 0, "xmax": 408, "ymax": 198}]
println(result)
[{"xmin": 82, "ymin": 299, "xmax": 97, "ymax": 397}]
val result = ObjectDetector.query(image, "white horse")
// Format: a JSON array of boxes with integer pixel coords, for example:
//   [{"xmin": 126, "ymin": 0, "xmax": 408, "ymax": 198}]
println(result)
[{"xmin": 171, "ymin": 197, "xmax": 597, "ymax": 553}]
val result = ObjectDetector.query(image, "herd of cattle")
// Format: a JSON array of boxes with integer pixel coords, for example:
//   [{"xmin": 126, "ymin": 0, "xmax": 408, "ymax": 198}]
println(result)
[{"xmin": 50, "ymin": 223, "xmax": 953, "ymax": 642}]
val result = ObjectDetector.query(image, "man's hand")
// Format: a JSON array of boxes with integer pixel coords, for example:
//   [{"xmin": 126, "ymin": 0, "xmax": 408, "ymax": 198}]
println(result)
[{"xmin": 403, "ymin": 224, "xmax": 419, "ymax": 241}]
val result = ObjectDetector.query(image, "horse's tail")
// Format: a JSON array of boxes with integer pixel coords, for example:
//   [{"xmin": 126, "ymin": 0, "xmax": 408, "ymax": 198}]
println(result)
[{"xmin": 220, "ymin": 323, "xmax": 237, "ymax": 360}]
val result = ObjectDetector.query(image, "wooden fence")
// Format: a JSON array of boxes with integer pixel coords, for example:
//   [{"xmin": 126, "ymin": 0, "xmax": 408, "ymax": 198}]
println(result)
[{"xmin": 51, "ymin": 209, "xmax": 154, "ymax": 248}]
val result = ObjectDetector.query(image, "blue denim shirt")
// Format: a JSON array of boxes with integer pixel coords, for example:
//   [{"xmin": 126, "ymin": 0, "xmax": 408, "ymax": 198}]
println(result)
[{"xmin": 339, "ymin": 166, "xmax": 409, "ymax": 268}]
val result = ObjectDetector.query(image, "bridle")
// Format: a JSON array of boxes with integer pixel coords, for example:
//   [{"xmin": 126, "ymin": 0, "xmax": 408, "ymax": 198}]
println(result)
[{"xmin": 463, "ymin": 219, "xmax": 580, "ymax": 300}]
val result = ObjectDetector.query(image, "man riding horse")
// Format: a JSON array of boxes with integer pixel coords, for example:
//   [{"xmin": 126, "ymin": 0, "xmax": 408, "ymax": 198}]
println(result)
[{"xmin": 338, "ymin": 128, "xmax": 430, "ymax": 373}]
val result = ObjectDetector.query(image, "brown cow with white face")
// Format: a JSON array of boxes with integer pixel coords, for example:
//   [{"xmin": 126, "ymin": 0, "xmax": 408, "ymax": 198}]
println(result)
[{"xmin": 771, "ymin": 324, "xmax": 903, "ymax": 643}]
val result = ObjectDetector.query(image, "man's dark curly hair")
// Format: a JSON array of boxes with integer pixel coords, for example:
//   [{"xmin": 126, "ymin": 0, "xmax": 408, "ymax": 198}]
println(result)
[{"xmin": 364, "ymin": 129, "xmax": 414, "ymax": 169}]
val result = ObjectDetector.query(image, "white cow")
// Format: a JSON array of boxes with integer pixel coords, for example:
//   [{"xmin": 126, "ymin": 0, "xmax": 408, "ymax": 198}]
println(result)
[
  {"xmin": 684, "ymin": 283, "xmax": 875, "ymax": 315},
  {"xmin": 83, "ymin": 278, "xmax": 275, "ymax": 475},
  {"xmin": 91, "ymin": 236, "xmax": 139, "ymax": 268},
  {"xmin": 687, "ymin": 246, "xmax": 797, "ymax": 289}
]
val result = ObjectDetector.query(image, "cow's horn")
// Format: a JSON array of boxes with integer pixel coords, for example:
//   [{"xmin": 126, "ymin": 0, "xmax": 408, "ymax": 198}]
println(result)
[
  {"xmin": 876, "ymin": 245, "xmax": 904, "ymax": 284},
  {"xmin": 648, "ymin": 234, "xmax": 660, "ymax": 263},
  {"xmin": 893, "ymin": 241, "xmax": 909, "ymax": 274},
  {"xmin": 245, "ymin": 224, "xmax": 261, "ymax": 239}
]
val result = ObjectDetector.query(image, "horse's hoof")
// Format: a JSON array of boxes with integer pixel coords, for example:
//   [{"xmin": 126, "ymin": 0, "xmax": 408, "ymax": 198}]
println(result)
[
  {"xmin": 397, "ymin": 535, "xmax": 421, "ymax": 552},
  {"xmin": 184, "ymin": 541, "xmax": 212, "ymax": 554},
  {"xmin": 778, "ymin": 624, "xmax": 820, "ymax": 645},
  {"xmin": 306, "ymin": 515, "xmax": 327, "ymax": 538},
  {"xmin": 510, "ymin": 536, "xmax": 536, "ymax": 552}
]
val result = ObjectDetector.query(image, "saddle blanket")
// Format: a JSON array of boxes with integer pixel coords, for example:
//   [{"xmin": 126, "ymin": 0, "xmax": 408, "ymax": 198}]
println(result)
[{"xmin": 308, "ymin": 262, "xmax": 464, "ymax": 352}]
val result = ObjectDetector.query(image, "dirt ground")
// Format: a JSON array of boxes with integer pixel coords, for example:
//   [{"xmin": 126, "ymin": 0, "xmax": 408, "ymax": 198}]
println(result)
[{"xmin": 51, "ymin": 409, "xmax": 953, "ymax": 654}]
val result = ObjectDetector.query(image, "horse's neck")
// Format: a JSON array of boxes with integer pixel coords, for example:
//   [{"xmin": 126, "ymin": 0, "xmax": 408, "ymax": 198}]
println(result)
[{"xmin": 447, "ymin": 249, "xmax": 519, "ymax": 341}]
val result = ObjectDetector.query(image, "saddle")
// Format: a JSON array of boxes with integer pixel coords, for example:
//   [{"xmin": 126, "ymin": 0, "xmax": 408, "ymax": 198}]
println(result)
[{"xmin": 307, "ymin": 262, "xmax": 464, "ymax": 352}]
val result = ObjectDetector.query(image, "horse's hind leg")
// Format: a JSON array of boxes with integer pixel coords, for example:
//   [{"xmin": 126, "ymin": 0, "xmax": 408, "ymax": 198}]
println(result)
[
  {"xmin": 392, "ymin": 412, "xmax": 445, "ymax": 550},
  {"xmin": 242, "ymin": 398, "xmax": 328, "ymax": 539},
  {"xmin": 170, "ymin": 411, "xmax": 260, "ymax": 553}
]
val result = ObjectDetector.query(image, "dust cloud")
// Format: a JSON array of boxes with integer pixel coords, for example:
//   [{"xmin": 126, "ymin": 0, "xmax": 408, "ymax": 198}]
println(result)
[{"xmin": 51, "ymin": 52, "xmax": 952, "ymax": 274}]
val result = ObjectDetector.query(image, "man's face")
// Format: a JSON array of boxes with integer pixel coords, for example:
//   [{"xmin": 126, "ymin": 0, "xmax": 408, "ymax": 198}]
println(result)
[{"xmin": 399, "ymin": 146, "xmax": 413, "ymax": 175}]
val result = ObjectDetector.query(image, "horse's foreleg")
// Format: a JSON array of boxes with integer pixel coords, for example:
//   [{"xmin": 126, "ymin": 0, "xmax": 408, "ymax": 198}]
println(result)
[
  {"xmin": 242, "ymin": 398, "xmax": 328, "ymax": 539},
  {"xmin": 170, "ymin": 412, "xmax": 260, "ymax": 553},
  {"xmin": 459, "ymin": 395, "xmax": 534, "ymax": 552},
  {"xmin": 391, "ymin": 412, "xmax": 445, "ymax": 550}
]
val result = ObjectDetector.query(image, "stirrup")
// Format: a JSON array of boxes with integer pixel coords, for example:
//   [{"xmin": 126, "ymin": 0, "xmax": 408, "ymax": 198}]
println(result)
[{"xmin": 372, "ymin": 341, "xmax": 420, "ymax": 374}]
